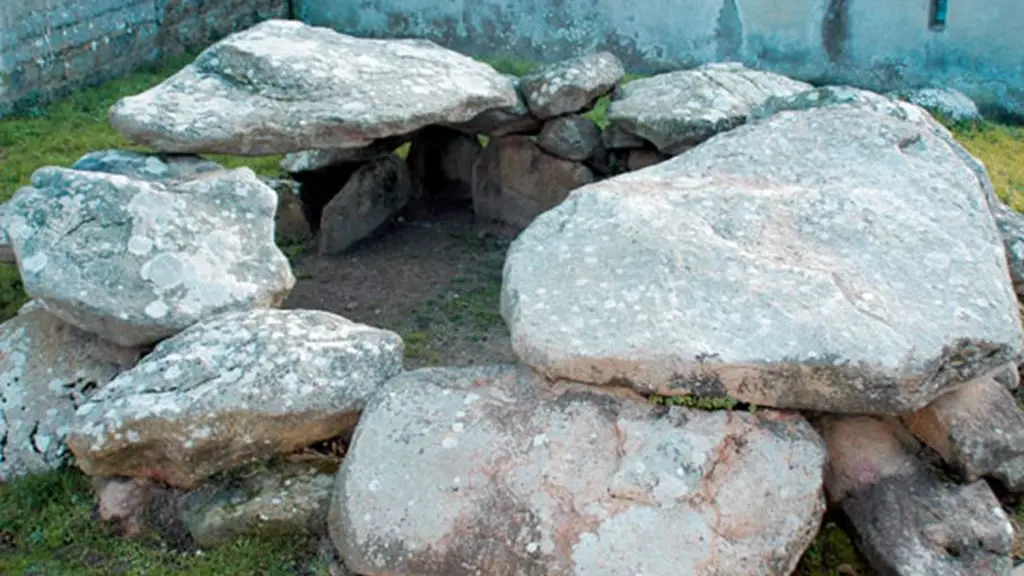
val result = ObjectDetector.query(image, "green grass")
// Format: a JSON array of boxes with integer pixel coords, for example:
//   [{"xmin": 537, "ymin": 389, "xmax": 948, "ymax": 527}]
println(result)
[
  {"xmin": 0, "ymin": 53, "xmax": 283, "ymax": 206},
  {"xmin": 0, "ymin": 467, "xmax": 330, "ymax": 575},
  {"xmin": 2, "ymin": 53, "xmax": 1024, "ymax": 575},
  {"xmin": 949, "ymin": 120, "xmax": 1024, "ymax": 210}
]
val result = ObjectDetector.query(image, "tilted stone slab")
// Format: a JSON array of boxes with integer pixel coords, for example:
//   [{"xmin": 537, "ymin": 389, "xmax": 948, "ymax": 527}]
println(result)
[
  {"xmin": 4, "ymin": 166, "xmax": 295, "ymax": 347},
  {"xmin": 501, "ymin": 103, "xmax": 1023, "ymax": 414},
  {"xmin": 331, "ymin": 364, "xmax": 826, "ymax": 576},
  {"xmin": 0, "ymin": 306, "xmax": 140, "ymax": 481},
  {"xmin": 66, "ymin": 309, "xmax": 404, "ymax": 489},
  {"xmin": 606, "ymin": 62, "xmax": 811, "ymax": 155},
  {"xmin": 108, "ymin": 19, "xmax": 519, "ymax": 155}
]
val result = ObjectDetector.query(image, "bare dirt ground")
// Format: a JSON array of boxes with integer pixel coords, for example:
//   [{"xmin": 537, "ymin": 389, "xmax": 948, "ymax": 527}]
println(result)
[{"xmin": 281, "ymin": 207, "xmax": 518, "ymax": 369}]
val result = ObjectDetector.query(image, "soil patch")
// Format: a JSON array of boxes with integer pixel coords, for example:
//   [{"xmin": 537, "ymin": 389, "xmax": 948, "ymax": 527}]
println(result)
[{"xmin": 282, "ymin": 207, "xmax": 518, "ymax": 369}]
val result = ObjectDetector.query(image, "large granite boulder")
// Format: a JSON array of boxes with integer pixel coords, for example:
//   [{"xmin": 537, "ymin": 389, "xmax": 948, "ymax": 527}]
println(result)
[
  {"xmin": 331, "ymin": 364, "xmax": 826, "ymax": 576},
  {"xmin": 108, "ymin": 19, "xmax": 519, "ymax": 155},
  {"xmin": 66, "ymin": 309, "xmax": 403, "ymax": 488},
  {"xmin": 501, "ymin": 101, "xmax": 1022, "ymax": 414},
  {"xmin": 606, "ymin": 62, "xmax": 811, "ymax": 155},
  {"xmin": 0, "ymin": 306, "xmax": 140, "ymax": 481},
  {"xmin": 4, "ymin": 166, "xmax": 295, "ymax": 347}
]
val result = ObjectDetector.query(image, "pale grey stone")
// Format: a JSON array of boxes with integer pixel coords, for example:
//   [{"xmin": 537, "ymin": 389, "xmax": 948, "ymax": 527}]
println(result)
[
  {"xmin": 319, "ymin": 155, "xmax": 414, "ymax": 256},
  {"xmin": 72, "ymin": 149, "xmax": 224, "ymax": 181},
  {"xmin": 607, "ymin": 62, "xmax": 811, "ymax": 154},
  {"xmin": 0, "ymin": 202, "xmax": 13, "ymax": 264},
  {"xmin": 280, "ymin": 137, "xmax": 406, "ymax": 174},
  {"xmin": 66, "ymin": 308, "xmax": 404, "ymax": 488},
  {"xmin": 108, "ymin": 19, "xmax": 519, "ymax": 155},
  {"xmin": 4, "ymin": 166, "xmax": 296, "ymax": 347},
  {"xmin": 750, "ymin": 85, "xmax": 1024, "ymax": 298},
  {"xmin": 889, "ymin": 87, "xmax": 983, "ymax": 123},
  {"xmin": 502, "ymin": 103, "xmax": 1023, "ymax": 414},
  {"xmin": 519, "ymin": 52, "xmax": 625, "ymax": 119},
  {"xmin": 181, "ymin": 458, "xmax": 338, "ymax": 547},
  {"xmin": 536, "ymin": 114, "xmax": 602, "ymax": 161},
  {"xmin": 446, "ymin": 74, "xmax": 542, "ymax": 136},
  {"xmin": 994, "ymin": 455, "xmax": 1024, "ymax": 493},
  {"xmin": 0, "ymin": 308, "xmax": 140, "ymax": 481},
  {"xmin": 331, "ymin": 364, "xmax": 826, "ymax": 576}
]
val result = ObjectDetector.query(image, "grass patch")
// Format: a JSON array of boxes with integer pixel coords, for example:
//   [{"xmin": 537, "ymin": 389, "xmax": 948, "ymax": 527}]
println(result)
[
  {"xmin": 795, "ymin": 520, "xmax": 871, "ymax": 576},
  {"xmin": 949, "ymin": 120, "xmax": 1024, "ymax": 210},
  {"xmin": 0, "ymin": 53, "xmax": 283, "ymax": 204},
  {"xmin": 0, "ymin": 467, "xmax": 329, "ymax": 575}
]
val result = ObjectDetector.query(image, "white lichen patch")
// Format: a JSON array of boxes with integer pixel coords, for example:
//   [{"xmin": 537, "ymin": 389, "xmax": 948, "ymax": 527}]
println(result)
[
  {"xmin": 606, "ymin": 63, "xmax": 811, "ymax": 154},
  {"xmin": 519, "ymin": 52, "xmax": 625, "ymax": 119},
  {"xmin": 65, "ymin": 308, "xmax": 403, "ymax": 487},
  {"xmin": 0, "ymin": 308, "xmax": 139, "ymax": 482},
  {"xmin": 3, "ymin": 165, "xmax": 296, "ymax": 347}
]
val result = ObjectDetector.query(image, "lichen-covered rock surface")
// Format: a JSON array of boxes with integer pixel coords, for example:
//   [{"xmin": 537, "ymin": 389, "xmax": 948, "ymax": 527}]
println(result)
[
  {"xmin": 518, "ymin": 52, "xmax": 625, "ymax": 120},
  {"xmin": 606, "ymin": 62, "xmax": 811, "ymax": 155},
  {"xmin": 71, "ymin": 149, "xmax": 225, "ymax": 181},
  {"xmin": 502, "ymin": 101, "xmax": 1022, "ymax": 414},
  {"xmin": 331, "ymin": 364, "xmax": 826, "ymax": 576},
  {"xmin": 888, "ymin": 87, "xmax": 982, "ymax": 123},
  {"xmin": 0, "ymin": 307, "xmax": 140, "ymax": 481},
  {"xmin": 754, "ymin": 85, "xmax": 1024, "ymax": 302},
  {"xmin": 3, "ymin": 166, "xmax": 295, "ymax": 347},
  {"xmin": 108, "ymin": 19, "xmax": 519, "ymax": 155},
  {"xmin": 66, "ymin": 309, "xmax": 404, "ymax": 488}
]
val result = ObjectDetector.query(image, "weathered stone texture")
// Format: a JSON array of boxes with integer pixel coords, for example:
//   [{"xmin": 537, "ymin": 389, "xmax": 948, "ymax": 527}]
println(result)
[
  {"xmin": 0, "ymin": 307, "xmax": 140, "ymax": 481},
  {"xmin": 4, "ymin": 166, "xmax": 296, "ymax": 347},
  {"xmin": 502, "ymin": 101, "xmax": 1023, "ymax": 414},
  {"xmin": 108, "ymin": 19, "xmax": 519, "ymax": 155},
  {"xmin": 332, "ymin": 364, "xmax": 827, "ymax": 576},
  {"xmin": 66, "ymin": 308, "xmax": 404, "ymax": 488}
]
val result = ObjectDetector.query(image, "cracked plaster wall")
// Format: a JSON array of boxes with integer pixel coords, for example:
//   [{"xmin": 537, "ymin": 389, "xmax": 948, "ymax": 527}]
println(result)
[
  {"xmin": 0, "ymin": 0, "xmax": 288, "ymax": 117},
  {"xmin": 295, "ymin": 0, "xmax": 1024, "ymax": 119}
]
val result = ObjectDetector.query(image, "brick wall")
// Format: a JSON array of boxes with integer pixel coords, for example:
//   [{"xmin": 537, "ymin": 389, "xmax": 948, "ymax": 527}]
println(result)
[{"xmin": 0, "ymin": 0, "xmax": 289, "ymax": 117}]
